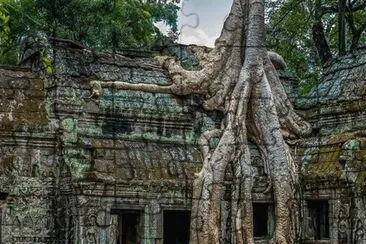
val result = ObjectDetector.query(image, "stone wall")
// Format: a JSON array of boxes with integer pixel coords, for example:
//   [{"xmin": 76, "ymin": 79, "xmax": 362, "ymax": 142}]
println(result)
[
  {"xmin": 0, "ymin": 39, "xmax": 365, "ymax": 243},
  {"xmin": 0, "ymin": 67, "xmax": 57, "ymax": 243},
  {"xmin": 296, "ymin": 47, "xmax": 366, "ymax": 243}
]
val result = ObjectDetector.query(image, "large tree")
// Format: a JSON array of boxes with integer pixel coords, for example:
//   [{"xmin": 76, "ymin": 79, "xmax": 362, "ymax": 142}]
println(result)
[
  {"xmin": 92, "ymin": 0, "xmax": 311, "ymax": 243},
  {"xmin": 267, "ymin": 0, "xmax": 366, "ymax": 94},
  {"xmin": 0, "ymin": 0, "xmax": 179, "ymax": 64}
]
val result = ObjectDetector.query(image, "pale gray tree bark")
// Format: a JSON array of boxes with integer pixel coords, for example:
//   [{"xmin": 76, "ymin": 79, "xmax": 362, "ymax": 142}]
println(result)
[{"xmin": 92, "ymin": 0, "xmax": 311, "ymax": 242}]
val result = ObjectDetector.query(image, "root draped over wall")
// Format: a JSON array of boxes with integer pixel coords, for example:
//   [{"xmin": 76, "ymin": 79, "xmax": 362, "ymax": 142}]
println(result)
[{"xmin": 92, "ymin": 0, "xmax": 311, "ymax": 243}]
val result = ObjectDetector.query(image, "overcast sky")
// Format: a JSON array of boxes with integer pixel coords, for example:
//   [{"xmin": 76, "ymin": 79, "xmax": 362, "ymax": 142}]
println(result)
[
  {"xmin": 178, "ymin": 0, "xmax": 233, "ymax": 47},
  {"xmin": 156, "ymin": 0, "xmax": 233, "ymax": 47}
]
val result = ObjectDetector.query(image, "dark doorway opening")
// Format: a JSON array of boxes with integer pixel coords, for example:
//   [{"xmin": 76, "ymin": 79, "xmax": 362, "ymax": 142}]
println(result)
[
  {"xmin": 112, "ymin": 210, "xmax": 142, "ymax": 244},
  {"xmin": 307, "ymin": 200, "xmax": 330, "ymax": 240},
  {"xmin": 163, "ymin": 210, "xmax": 191, "ymax": 244},
  {"xmin": 253, "ymin": 202, "xmax": 271, "ymax": 238}
]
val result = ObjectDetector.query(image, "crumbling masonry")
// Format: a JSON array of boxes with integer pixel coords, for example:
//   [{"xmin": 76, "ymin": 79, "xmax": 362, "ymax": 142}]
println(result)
[{"xmin": 0, "ymin": 39, "xmax": 366, "ymax": 243}]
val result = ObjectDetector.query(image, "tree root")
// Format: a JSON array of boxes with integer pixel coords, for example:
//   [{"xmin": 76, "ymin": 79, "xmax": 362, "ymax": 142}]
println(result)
[{"xmin": 88, "ymin": 0, "xmax": 310, "ymax": 243}]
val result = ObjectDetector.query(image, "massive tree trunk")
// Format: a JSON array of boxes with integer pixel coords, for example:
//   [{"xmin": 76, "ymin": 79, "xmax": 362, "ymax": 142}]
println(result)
[
  {"xmin": 312, "ymin": 21, "xmax": 333, "ymax": 65},
  {"xmin": 91, "ymin": 0, "xmax": 311, "ymax": 242}
]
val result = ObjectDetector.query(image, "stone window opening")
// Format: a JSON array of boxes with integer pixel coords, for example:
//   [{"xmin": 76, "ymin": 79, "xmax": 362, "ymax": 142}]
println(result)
[
  {"xmin": 111, "ymin": 210, "xmax": 143, "ymax": 244},
  {"xmin": 307, "ymin": 200, "xmax": 330, "ymax": 240},
  {"xmin": 163, "ymin": 210, "xmax": 191, "ymax": 244},
  {"xmin": 252, "ymin": 202, "xmax": 274, "ymax": 239}
]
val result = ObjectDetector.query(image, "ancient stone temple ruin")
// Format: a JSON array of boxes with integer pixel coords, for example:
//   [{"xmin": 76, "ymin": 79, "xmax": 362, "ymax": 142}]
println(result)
[{"xmin": 0, "ymin": 38, "xmax": 365, "ymax": 243}]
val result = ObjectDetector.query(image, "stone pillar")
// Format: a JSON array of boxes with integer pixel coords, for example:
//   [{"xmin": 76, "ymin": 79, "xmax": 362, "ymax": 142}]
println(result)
[
  {"xmin": 337, "ymin": 198, "xmax": 351, "ymax": 244},
  {"xmin": 143, "ymin": 200, "xmax": 163, "ymax": 244},
  {"xmin": 0, "ymin": 203, "xmax": 11, "ymax": 243},
  {"xmin": 352, "ymin": 196, "xmax": 366, "ymax": 243},
  {"xmin": 329, "ymin": 198, "xmax": 339, "ymax": 242}
]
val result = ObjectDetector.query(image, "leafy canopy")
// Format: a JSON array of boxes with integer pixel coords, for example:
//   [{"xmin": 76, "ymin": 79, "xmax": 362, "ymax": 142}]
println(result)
[
  {"xmin": 0, "ymin": 0, "xmax": 179, "ymax": 64},
  {"xmin": 267, "ymin": 0, "xmax": 366, "ymax": 95}
]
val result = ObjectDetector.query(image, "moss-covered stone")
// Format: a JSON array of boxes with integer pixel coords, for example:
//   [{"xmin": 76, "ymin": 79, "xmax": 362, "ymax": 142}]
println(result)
[
  {"xmin": 1, "ymin": 39, "xmax": 366, "ymax": 244},
  {"xmin": 0, "ymin": 69, "xmax": 49, "ymax": 131}
]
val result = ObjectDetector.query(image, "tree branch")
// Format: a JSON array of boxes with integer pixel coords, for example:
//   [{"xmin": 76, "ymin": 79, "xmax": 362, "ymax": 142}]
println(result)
[{"xmin": 321, "ymin": 2, "xmax": 365, "ymax": 14}]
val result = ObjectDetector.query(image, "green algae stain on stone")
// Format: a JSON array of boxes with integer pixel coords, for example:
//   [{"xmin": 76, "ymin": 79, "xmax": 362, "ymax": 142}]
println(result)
[
  {"xmin": 61, "ymin": 117, "xmax": 78, "ymax": 144},
  {"xmin": 82, "ymin": 87, "xmax": 201, "ymax": 145},
  {"xmin": 61, "ymin": 118, "xmax": 77, "ymax": 133},
  {"xmin": 300, "ymin": 137, "xmax": 366, "ymax": 184},
  {"xmin": 62, "ymin": 148, "xmax": 92, "ymax": 181},
  {"xmin": 60, "ymin": 118, "xmax": 93, "ymax": 180},
  {"xmin": 99, "ymin": 89, "xmax": 185, "ymax": 115},
  {"xmin": 64, "ymin": 157, "xmax": 90, "ymax": 180},
  {"xmin": 301, "ymin": 146, "xmax": 342, "ymax": 179}
]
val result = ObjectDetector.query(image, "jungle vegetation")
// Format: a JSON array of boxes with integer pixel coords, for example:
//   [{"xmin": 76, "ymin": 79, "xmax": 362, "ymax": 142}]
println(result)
[{"xmin": 1, "ymin": 0, "xmax": 365, "ymax": 94}]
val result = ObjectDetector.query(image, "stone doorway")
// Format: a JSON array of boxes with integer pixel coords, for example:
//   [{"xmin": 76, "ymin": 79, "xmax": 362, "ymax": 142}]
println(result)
[
  {"xmin": 163, "ymin": 210, "xmax": 191, "ymax": 244},
  {"xmin": 111, "ymin": 210, "xmax": 143, "ymax": 244}
]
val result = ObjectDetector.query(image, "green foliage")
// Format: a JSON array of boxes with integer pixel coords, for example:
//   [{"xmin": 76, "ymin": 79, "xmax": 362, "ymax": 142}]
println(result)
[
  {"xmin": 34, "ymin": 0, "xmax": 178, "ymax": 49},
  {"xmin": 0, "ymin": 1, "xmax": 15, "ymax": 64},
  {"xmin": 0, "ymin": 0, "xmax": 46, "ymax": 65},
  {"xmin": 267, "ymin": 0, "xmax": 321, "ymax": 94},
  {"xmin": 0, "ymin": 4, "xmax": 12, "ymax": 63},
  {"xmin": 0, "ymin": 7, "xmax": 10, "ymax": 36},
  {"xmin": 39, "ymin": 48, "xmax": 53, "ymax": 74},
  {"xmin": 0, "ymin": 0, "xmax": 179, "ymax": 65},
  {"xmin": 267, "ymin": 0, "xmax": 366, "ymax": 95}
]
